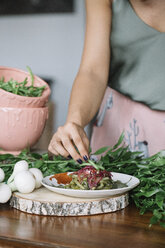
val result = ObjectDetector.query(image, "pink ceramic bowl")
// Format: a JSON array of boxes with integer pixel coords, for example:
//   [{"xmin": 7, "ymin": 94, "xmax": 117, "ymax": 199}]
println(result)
[
  {"xmin": 0, "ymin": 107, "xmax": 48, "ymax": 155},
  {"xmin": 0, "ymin": 66, "xmax": 51, "ymax": 108}
]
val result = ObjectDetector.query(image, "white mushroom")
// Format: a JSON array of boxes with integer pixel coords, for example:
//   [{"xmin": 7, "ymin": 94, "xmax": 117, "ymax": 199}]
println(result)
[
  {"xmin": 8, "ymin": 171, "xmax": 36, "ymax": 194},
  {"xmin": 7, "ymin": 160, "xmax": 29, "ymax": 184},
  {"xmin": 0, "ymin": 183, "xmax": 12, "ymax": 203},
  {"xmin": 0, "ymin": 168, "xmax": 5, "ymax": 183},
  {"xmin": 29, "ymin": 168, "xmax": 43, "ymax": 189}
]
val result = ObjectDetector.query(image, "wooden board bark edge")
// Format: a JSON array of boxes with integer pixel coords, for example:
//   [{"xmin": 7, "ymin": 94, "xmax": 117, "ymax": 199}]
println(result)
[{"xmin": 10, "ymin": 193, "xmax": 129, "ymax": 216}]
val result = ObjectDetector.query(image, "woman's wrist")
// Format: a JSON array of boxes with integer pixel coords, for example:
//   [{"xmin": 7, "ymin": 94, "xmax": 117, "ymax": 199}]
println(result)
[
  {"xmin": 66, "ymin": 113, "xmax": 87, "ymax": 128},
  {"xmin": 66, "ymin": 118, "xmax": 85, "ymax": 128}
]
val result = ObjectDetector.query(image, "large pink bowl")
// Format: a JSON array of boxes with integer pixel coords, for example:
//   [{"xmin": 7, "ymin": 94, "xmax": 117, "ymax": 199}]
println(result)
[
  {"xmin": 0, "ymin": 107, "xmax": 48, "ymax": 154},
  {"xmin": 0, "ymin": 66, "xmax": 51, "ymax": 108}
]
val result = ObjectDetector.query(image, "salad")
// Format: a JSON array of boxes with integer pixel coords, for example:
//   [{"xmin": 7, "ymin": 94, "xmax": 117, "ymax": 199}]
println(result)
[{"xmin": 50, "ymin": 166, "xmax": 128, "ymax": 190}]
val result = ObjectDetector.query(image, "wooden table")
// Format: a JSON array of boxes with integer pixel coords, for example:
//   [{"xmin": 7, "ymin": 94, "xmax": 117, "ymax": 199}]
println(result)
[{"xmin": 0, "ymin": 203, "xmax": 164, "ymax": 248}]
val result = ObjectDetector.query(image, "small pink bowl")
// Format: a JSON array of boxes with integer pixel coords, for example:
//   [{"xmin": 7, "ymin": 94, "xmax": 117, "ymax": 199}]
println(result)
[
  {"xmin": 0, "ymin": 107, "xmax": 48, "ymax": 155},
  {"xmin": 0, "ymin": 66, "xmax": 51, "ymax": 108}
]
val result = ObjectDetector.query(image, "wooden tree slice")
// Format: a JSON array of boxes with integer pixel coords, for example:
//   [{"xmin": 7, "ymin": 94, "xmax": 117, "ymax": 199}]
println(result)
[{"xmin": 10, "ymin": 187, "xmax": 129, "ymax": 216}]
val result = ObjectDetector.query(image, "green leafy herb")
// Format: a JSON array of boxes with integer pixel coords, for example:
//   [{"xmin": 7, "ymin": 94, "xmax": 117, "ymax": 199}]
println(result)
[
  {"xmin": 92, "ymin": 134, "xmax": 165, "ymax": 228},
  {"xmin": 0, "ymin": 67, "xmax": 45, "ymax": 97},
  {"xmin": 26, "ymin": 66, "xmax": 34, "ymax": 87}
]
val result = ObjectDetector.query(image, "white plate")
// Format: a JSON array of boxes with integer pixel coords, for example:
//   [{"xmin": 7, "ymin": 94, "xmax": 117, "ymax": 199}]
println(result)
[{"xmin": 41, "ymin": 172, "xmax": 140, "ymax": 198}]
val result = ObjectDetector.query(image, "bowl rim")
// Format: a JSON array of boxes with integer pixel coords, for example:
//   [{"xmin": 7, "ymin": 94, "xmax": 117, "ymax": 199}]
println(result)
[
  {"xmin": 0, "ymin": 66, "xmax": 51, "ymax": 100},
  {"xmin": 0, "ymin": 106, "xmax": 49, "ymax": 110}
]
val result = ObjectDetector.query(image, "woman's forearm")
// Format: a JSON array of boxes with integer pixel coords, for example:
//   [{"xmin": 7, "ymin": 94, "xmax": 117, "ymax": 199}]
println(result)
[{"xmin": 66, "ymin": 70, "xmax": 108, "ymax": 127}]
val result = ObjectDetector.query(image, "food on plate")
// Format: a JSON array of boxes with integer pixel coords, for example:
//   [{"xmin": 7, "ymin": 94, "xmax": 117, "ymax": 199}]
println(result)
[
  {"xmin": 50, "ymin": 166, "xmax": 128, "ymax": 190},
  {"xmin": 50, "ymin": 172, "xmax": 72, "ymax": 185}
]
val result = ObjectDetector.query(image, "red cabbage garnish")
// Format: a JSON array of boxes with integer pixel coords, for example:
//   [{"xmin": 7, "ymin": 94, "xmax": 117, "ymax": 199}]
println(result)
[{"xmin": 72, "ymin": 166, "xmax": 112, "ymax": 189}]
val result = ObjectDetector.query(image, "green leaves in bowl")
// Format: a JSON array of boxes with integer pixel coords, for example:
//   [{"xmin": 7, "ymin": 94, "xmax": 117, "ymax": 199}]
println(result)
[{"xmin": 0, "ymin": 67, "xmax": 45, "ymax": 97}]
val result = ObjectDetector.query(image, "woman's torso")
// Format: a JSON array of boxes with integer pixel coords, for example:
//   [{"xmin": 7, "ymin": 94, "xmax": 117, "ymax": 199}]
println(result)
[{"xmin": 108, "ymin": 0, "xmax": 165, "ymax": 111}]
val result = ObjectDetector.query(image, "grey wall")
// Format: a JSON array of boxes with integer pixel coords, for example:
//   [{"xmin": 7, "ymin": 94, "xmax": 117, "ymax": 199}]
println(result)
[{"xmin": 0, "ymin": 0, "xmax": 85, "ymax": 133}]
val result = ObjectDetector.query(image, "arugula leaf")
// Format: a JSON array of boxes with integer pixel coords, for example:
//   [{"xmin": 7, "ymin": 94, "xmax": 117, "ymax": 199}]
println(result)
[
  {"xmin": 93, "ymin": 146, "xmax": 110, "ymax": 155},
  {"xmin": 112, "ymin": 132, "xmax": 125, "ymax": 150}
]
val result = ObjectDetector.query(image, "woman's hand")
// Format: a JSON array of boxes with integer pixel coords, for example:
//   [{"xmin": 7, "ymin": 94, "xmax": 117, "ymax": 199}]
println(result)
[{"xmin": 48, "ymin": 122, "xmax": 89, "ymax": 163}]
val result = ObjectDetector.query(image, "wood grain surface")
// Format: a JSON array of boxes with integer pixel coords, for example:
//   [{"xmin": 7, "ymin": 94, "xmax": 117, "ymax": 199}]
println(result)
[
  {"xmin": 0, "ymin": 203, "xmax": 165, "ymax": 248},
  {"xmin": 10, "ymin": 188, "xmax": 129, "ymax": 216}
]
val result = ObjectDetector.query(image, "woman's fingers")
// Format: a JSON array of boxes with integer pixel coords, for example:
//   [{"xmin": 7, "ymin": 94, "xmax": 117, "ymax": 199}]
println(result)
[
  {"xmin": 48, "ymin": 122, "xmax": 90, "ymax": 163},
  {"xmin": 48, "ymin": 144, "xmax": 59, "ymax": 156},
  {"xmin": 49, "ymin": 135, "xmax": 84, "ymax": 162},
  {"xmin": 71, "ymin": 131, "xmax": 89, "ymax": 161},
  {"xmin": 48, "ymin": 133, "xmax": 70, "ymax": 158},
  {"xmin": 52, "ymin": 141, "xmax": 70, "ymax": 158},
  {"xmin": 82, "ymin": 131, "xmax": 90, "ymax": 152},
  {"xmin": 61, "ymin": 136, "xmax": 84, "ymax": 162}
]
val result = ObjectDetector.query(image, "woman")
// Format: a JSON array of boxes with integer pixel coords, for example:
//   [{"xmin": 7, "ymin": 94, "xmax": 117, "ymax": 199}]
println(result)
[{"xmin": 48, "ymin": 0, "xmax": 165, "ymax": 162}]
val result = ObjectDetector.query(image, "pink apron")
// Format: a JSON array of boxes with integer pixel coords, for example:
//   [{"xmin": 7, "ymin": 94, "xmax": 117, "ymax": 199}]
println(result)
[{"xmin": 91, "ymin": 87, "xmax": 165, "ymax": 157}]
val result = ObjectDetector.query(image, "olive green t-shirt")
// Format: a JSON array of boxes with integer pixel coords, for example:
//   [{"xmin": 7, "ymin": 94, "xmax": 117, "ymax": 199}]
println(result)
[{"xmin": 108, "ymin": 0, "xmax": 165, "ymax": 110}]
